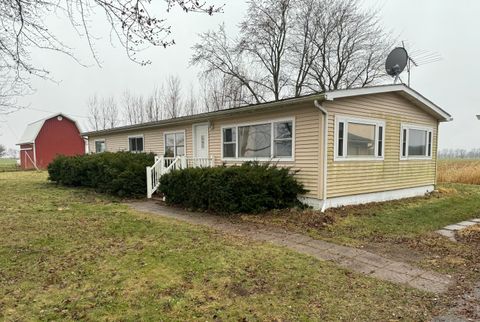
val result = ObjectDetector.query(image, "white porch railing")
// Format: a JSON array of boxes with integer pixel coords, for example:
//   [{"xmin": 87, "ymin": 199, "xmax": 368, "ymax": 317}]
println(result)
[{"xmin": 146, "ymin": 156, "xmax": 214, "ymax": 198}]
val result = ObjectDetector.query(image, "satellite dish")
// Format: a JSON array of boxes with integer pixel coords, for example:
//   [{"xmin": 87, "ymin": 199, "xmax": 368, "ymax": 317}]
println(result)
[{"xmin": 385, "ymin": 47, "xmax": 408, "ymax": 81}]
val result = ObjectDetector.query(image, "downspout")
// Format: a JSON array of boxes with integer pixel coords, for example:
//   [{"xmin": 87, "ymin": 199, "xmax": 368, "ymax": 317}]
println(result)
[{"xmin": 314, "ymin": 99, "xmax": 328, "ymax": 212}]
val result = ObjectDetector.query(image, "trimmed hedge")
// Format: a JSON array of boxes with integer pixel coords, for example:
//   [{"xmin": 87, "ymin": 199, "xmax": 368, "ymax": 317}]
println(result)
[
  {"xmin": 48, "ymin": 152, "xmax": 155, "ymax": 197},
  {"xmin": 158, "ymin": 162, "xmax": 307, "ymax": 214}
]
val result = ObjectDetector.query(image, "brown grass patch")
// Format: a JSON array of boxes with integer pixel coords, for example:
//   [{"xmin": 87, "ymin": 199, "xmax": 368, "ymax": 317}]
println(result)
[
  {"xmin": 456, "ymin": 224, "xmax": 480, "ymax": 244},
  {"xmin": 437, "ymin": 159, "xmax": 480, "ymax": 185}
]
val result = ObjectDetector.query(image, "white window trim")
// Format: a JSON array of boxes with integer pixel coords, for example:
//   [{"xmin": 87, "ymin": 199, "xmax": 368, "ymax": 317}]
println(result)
[
  {"xmin": 192, "ymin": 123, "xmax": 209, "ymax": 158},
  {"xmin": 128, "ymin": 134, "xmax": 144, "ymax": 153},
  {"xmin": 334, "ymin": 115, "xmax": 385, "ymax": 162},
  {"xmin": 163, "ymin": 130, "xmax": 187, "ymax": 157},
  {"xmin": 94, "ymin": 139, "xmax": 106, "ymax": 153},
  {"xmin": 400, "ymin": 123, "xmax": 433, "ymax": 160},
  {"xmin": 220, "ymin": 117, "xmax": 295, "ymax": 162}
]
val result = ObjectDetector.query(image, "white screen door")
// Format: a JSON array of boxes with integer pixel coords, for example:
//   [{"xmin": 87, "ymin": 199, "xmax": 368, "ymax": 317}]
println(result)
[{"xmin": 193, "ymin": 124, "xmax": 209, "ymax": 158}]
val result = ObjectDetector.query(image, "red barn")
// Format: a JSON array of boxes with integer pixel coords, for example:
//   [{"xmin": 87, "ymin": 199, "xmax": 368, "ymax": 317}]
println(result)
[{"xmin": 16, "ymin": 113, "xmax": 85, "ymax": 170}]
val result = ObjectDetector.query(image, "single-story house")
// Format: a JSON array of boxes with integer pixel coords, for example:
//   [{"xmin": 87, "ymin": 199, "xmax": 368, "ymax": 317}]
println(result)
[{"xmin": 83, "ymin": 84, "xmax": 452, "ymax": 210}]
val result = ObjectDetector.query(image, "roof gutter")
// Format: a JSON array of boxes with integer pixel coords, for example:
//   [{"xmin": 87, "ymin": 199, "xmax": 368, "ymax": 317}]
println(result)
[
  {"xmin": 83, "ymin": 94, "xmax": 323, "ymax": 137},
  {"xmin": 314, "ymin": 99, "xmax": 328, "ymax": 212}
]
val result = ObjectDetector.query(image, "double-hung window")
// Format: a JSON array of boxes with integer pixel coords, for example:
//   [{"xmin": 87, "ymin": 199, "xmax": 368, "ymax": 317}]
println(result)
[
  {"xmin": 400, "ymin": 124, "xmax": 433, "ymax": 159},
  {"xmin": 222, "ymin": 119, "xmax": 294, "ymax": 160},
  {"xmin": 128, "ymin": 136, "xmax": 144, "ymax": 153},
  {"xmin": 222, "ymin": 127, "xmax": 236, "ymax": 158},
  {"xmin": 164, "ymin": 131, "xmax": 185, "ymax": 157},
  {"xmin": 335, "ymin": 116, "xmax": 385, "ymax": 160},
  {"xmin": 95, "ymin": 140, "xmax": 105, "ymax": 153}
]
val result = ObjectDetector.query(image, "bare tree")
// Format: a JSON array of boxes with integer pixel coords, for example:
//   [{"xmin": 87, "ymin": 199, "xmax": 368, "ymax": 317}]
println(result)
[
  {"xmin": 307, "ymin": 0, "xmax": 392, "ymax": 91},
  {"xmin": 87, "ymin": 94, "xmax": 102, "ymax": 131},
  {"xmin": 192, "ymin": 0, "xmax": 392, "ymax": 101},
  {"xmin": 191, "ymin": 24, "xmax": 264, "ymax": 105},
  {"xmin": 0, "ymin": 71, "xmax": 25, "ymax": 114},
  {"xmin": 145, "ymin": 86, "xmax": 164, "ymax": 122},
  {"xmin": 0, "ymin": 144, "xmax": 5, "ymax": 157},
  {"xmin": 287, "ymin": 0, "xmax": 325, "ymax": 96},
  {"xmin": 87, "ymin": 94, "xmax": 120, "ymax": 130},
  {"xmin": 1, "ymin": 1, "xmax": 220, "ymax": 77},
  {"xmin": 184, "ymin": 83, "xmax": 199, "ymax": 116},
  {"xmin": 200, "ymin": 72, "xmax": 249, "ymax": 111},
  {"xmin": 102, "ymin": 96, "xmax": 120, "ymax": 129},
  {"xmin": 238, "ymin": 0, "xmax": 291, "ymax": 101},
  {"xmin": 1, "ymin": 0, "xmax": 220, "ymax": 113},
  {"xmin": 122, "ymin": 90, "xmax": 146, "ymax": 125},
  {"xmin": 164, "ymin": 75, "xmax": 183, "ymax": 118}
]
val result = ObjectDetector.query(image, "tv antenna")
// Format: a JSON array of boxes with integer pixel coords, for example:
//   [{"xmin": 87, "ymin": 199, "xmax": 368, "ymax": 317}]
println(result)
[{"xmin": 386, "ymin": 42, "xmax": 442, "ymax": 86}]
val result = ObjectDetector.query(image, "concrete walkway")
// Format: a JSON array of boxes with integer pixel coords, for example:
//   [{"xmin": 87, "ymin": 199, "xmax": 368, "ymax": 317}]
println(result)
[
  {"xmin": 127, "ymin": 201, "xmax": 452, "ymax": 294},
  {"xmin": 436, "ymin": 218, "xmax": 480, "ymax": 241}
]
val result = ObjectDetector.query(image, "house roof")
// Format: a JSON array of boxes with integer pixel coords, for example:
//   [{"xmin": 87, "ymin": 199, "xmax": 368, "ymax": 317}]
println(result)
[
  {"xmin": 323, "ymin": 84, "xmax": 452, "ymax": 122},
  {"xmin": 82, "ymin": 84, "xmax": 452, "ymax": 137},
  {"xmin": 17, "ymin": 113, "xmax": 81, "ymax": 145}
]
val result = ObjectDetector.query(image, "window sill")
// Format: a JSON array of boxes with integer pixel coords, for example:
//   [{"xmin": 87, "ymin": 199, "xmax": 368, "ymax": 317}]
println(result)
[
  {"xmin": 400, "ymin": 157, "xmax": 433, "ymax": 161},
  {"xmin": 221, "ymin": 157, "xmax": 294, "ymax": 163},
  {"xmin": 334, "ymin": 157, "xmax": 384, "ymax": 162}
]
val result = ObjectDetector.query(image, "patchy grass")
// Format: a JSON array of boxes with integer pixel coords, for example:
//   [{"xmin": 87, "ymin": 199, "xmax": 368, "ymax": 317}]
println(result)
[
  {"xmin": 238, "ymin": 184, "xmax": 480, "ymax": 320},
  {"xmin": 239, "ymin": 184, "xmax": 480, "ymax": 285},
  {"xmin": 0, "ymin": 172, "xmax": 439, "ymax": 321},
  {"xmin": 438, "ymin": 159, "xmax": 480, "ymax": 184},
  {"xmin": 242, "ymin": 185, "xmax": 480, "ymax": 243},
  {"xmin": 0, "ymin": 158, "xmax": 18, "ymax": 172}
]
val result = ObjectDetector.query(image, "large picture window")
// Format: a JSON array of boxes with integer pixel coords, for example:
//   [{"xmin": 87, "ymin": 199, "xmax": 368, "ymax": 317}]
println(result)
[
  {"xmin": 128, "ymin": 136, "xmax": 144, "ymax": 153},
  {"xmin": 221, "ymin": 119, "xmax": 294, "ymax": 160},
  {"xmin": 238, "ymin": 123, "xmax": 271, "ymax": 158},
  {"xmin": 400, "ymin": 125, "xmax": 433, "ymax": 159},
  {"xmin": 164, "ymin": 132, "xmax": 185, "ymax": 157},
  {"xmin": 335, "ymin": 117, "xmax": 385, "ymax": 160}
]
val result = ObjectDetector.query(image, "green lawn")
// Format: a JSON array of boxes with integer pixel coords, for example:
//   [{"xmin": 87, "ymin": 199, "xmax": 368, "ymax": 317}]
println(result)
[
  {"xmin": 0, "ymin": 158, "xmax": 18, "ymax": 171},
  {"xmin": 240, "ymin": 185, "xmax": 480, "ymax": 281},
  {"xmin": 0, "ymin": 172, "xmax": 438, "ymax": 321}
]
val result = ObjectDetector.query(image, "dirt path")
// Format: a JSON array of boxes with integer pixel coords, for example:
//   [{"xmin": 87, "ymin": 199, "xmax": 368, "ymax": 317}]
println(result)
[{"xmin": 127, "ymin": 201, "xmax": 454, "ymax": 294}]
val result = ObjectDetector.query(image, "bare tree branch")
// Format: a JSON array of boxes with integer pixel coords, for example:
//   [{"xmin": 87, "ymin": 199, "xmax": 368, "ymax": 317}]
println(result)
[
  {"xmin": 193, "ymin": 0, "xmax": 393, "ymax": 101},
  {"xmin": 0, "ymin": 0, "xmax": 221, "ymax": 113}
]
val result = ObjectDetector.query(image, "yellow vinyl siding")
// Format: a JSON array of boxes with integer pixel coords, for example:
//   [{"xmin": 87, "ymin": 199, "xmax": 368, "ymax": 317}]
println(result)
[
  {"xmin": 88, "ymin": 102, "xmax": 323, "ymax": 199},
  {"xmin": 88, "ymin": 125, "xmax": 193, "ymax": 156},
  {"xmin": 325, "ymin": 92, "xmax": 438, "ymax": 198},
  {"xmin": 209, "ymin": 103, "xmax": 322, "ymax": 199},
  {"xmin": 87, "ymin": 91, "xmax": 441, "ymax": 203}
]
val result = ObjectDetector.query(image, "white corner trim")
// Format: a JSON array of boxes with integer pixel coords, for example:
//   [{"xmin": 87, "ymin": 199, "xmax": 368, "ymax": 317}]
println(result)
[{"xmin": 299, "ymin": 185, "xmax": 434, "ymax": 210}]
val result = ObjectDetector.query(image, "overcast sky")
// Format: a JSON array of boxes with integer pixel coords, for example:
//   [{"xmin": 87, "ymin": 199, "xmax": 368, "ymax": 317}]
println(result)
[{"xmin": 0, "ymin": 0, "xmax": 477, "ymax": 151}]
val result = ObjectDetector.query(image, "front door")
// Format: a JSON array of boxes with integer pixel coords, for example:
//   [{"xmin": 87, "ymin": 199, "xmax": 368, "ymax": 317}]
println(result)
[{"xmin": 193, "ymin": 124, "xmax": 209, "ymax": 158}]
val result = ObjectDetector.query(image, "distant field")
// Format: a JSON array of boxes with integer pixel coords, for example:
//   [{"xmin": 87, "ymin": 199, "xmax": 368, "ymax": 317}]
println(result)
[
  {"xmin": 0, "ymin": 158, "xmax": 19, "ymax": 172},
  {"xmin": 437, "ymin": 159, "xmax": 480, "ymax": 185}
]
